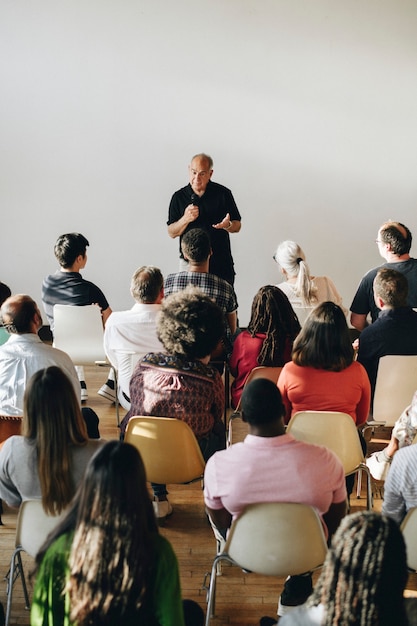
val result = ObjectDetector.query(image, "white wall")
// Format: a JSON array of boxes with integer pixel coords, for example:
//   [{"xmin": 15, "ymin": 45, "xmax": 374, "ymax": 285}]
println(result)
[{"xmin": 1, "ymin": 0, "xmax": 417, "ymax": 325}]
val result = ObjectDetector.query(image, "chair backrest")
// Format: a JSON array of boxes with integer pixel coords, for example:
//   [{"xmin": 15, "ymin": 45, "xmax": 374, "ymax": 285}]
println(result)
[
  {"xmin": 401, "ymin": 507, "xmax": 417, "ymax": 571},
  {"xmin": 286, "ymin": 410, "xmax": 364, "ymax": 474},
  {"xmin": 234, "ymin": 366, "xmax": 282, "ymax": 412},
  {"xmin": 225, "ymin": 502, "xmax": 327, "ymax": 576},
  {"xmin": 124, "ymin": 416, "xmax": 205, "ymax": 484},
  {"xmin": 53, "ymin": 304, "xmax": 106, "ymax": 364},
  {"xmin": 16, "ymin": 500, "xmax": 66, "ymax": 557},
  {"xmin": 373, "ymin": 355, "xmax": 417, "ymax": 426},
  {"xmin": 291, "ymin": 305, "xmax": 314, "ymax": 327}
]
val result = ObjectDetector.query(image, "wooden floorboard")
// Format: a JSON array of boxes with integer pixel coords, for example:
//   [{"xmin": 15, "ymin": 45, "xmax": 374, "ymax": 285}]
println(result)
[{"xmin": 1, "ymin": 365, "xmax": 417, "ymax": 625}]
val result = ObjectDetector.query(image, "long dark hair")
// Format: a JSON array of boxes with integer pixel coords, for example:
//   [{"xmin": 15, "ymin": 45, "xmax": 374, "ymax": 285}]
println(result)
[
  {"xmin": 247, "ymin": 285, "xmax": 301, "ymax": 366},
  {"xmin": 292, "ymin": 302, "xmax": 353, "ymax": 371},
  {"xmin": 309, "ymin": 512, "xmax": 408, "ymax": 626},
  {"xmin": 35, "ymin": 441, "xmax": 157, "ymax": 625}
]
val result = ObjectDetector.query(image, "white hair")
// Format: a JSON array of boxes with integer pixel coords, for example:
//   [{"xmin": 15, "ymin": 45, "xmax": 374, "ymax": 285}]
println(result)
[{"xmin": 274, "ymin": 240, "xmax": 317, "ymax": 306}]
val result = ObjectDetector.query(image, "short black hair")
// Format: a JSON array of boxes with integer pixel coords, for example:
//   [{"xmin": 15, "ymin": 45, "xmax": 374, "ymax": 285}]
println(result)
[
  {"xmin": 241, "ymin": 378, "xmax": 285, "ymax": 425},
  {"xmin": 181, "ymin": 228, "xmax": 211, "ymax": 263},
  {"xmin": 54, "ymin": 233, "xmax": 89, "ymax": 268}
]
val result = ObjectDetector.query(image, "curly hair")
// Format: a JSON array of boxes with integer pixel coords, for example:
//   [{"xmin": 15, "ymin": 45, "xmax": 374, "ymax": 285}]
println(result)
[
  {"xmin": 308, "ymin": 511, "xmax": 408, "ymax": 626},
  {"xmin": 247, "ymin": 285, "xmax": 301, "ymax": 366},
  {"xmin": 292, "ymin": 302, "xmax": 353, "ymax": 371},
  {"xmin": 157, "ymin": 286, "xmax": 224, "ymax": 359}
]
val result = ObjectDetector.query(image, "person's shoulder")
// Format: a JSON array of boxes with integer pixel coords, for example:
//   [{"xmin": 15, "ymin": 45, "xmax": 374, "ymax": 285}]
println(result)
[
  {"xmin": 207, "ymin": 180, "xmax": 233, "ymax": 194},
  {"xmin": 0, "ymin": 435, "xmax": 25, "ymax": 456}
]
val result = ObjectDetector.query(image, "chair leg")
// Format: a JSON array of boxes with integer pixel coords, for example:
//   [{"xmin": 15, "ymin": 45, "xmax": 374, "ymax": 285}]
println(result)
[
  {"xmin": 356, "ymin": 469, "xmax": 362, "ymax": 498},
  {"xmin": 18, "ymin": 552, "xmax": 30, "ymax": 609},
  {"xmin": 205, "ymin": 558, "xmax": 220, "ymax": 625},
  {"xmin": 5, "ymin": 550, "xmax": 20, "ymax": 626},
  {"xmin": 363, "ymin": 465, "xmax": 373, "ymax": 511}
]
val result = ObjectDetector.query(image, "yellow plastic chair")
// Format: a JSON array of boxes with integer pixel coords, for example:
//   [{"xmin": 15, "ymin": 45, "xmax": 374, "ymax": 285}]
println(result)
[
  {"xmin": 228, "ymin": 366, "xmax": 282, "ymax": 446},
  {"xmin": 52, "ymin": 304, "xmax": 120, "ymax": 426},
  {"xmin": 5, "ymin": 500, "xmax": 66, "ymax": 626},
  {"xmin": 203, "ymin": 502, "xmax": 327, "ymax": 625},
  {"xmin": 372, "ymin": 355, "xmax": 417, "ymax": 427},
  {"xmin": 124, "ymin": 416, "xmax": 205, "ymax": 484},
  {"xmin": 401, "ymin": 507, "xmax": 417, "ymax": 572},
  {"xmin": 286, "ymin": 410, "xmax": 372, "ymax": 510}
]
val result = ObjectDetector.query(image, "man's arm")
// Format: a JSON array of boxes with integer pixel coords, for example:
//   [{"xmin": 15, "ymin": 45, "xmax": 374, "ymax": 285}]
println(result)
[
  {"xmin": 206, "ymin": 505, "xmax": 232, "ymax": 535},
  {"xmin": 167, "ymin": 204, "xmax": 199, "ymax": 239},
  {"xmin": 350, "ymin": 312, "xmax": 368, "ymax": 331},
  {"xmin": 102, "ymin": 306, "xmax": 112, "ymax": 326},
  {"xmin": 212, "ymin": 212, "xmax": 241, "ymax": 232},
  {"xmin": 323, "ymin": 500, "xmax": 347, "ymax": 543},
  {"xmin": 226, "ymin": 311, "xmax": 237, "ymax": 336}
]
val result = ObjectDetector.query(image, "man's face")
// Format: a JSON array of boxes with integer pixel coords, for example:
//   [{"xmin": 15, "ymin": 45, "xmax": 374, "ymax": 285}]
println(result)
[{"xmin": 189, "ymin": 157, "xmax": 213, "ymax": 195}]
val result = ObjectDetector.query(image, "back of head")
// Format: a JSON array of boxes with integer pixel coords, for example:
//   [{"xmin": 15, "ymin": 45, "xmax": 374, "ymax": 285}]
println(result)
[
  {"xmin": 54, "ymin": 233, "xmax": 89, "ymax": 268},
  {"xmin": 380, "ymin": 221, "xmax": 412, "ymax": 256},
  {"xmin": 157, "ymin": 286, "xmax": 224, "ymax": 360},
  {"xmin": 241, "ymin": 378, "xmax": 285, "ymax": 426},
  {"xmin": 130, "ymin": 266, "xmax": 163, "ymax": 303},
  {"xmin": 181, "ymin": 228, "xmax": 211, "ymax": 263},
  {"xmin": 0, "ymin": 282, "xmax": 11, "ymax": 307},
  {"xmin": 23, "ymin": 366, "xmax": 88, "ymax": 514},
  {"xmin": 248, "ymin": 285, "xmax": 301, "ymax": 366},
  {"xmin": 310, "ymin": 511, "xmax": 408, "ymax": 626},
  {"xmin": 292, "ymin": 301, "xmax": 353, "ymax": 371},
  {"xmin": 374, "ymin": 268, "xmax": 408, "ymax": 308},
  {"xmin": 274, "ymin": 240, "xmax": 316, "ymax": 305},
  {"xmin": 67, "ymin": 441, "xmax": 157, "ymax": 624},
  {"xmin": 0, "ymin": 294, "xmax": 38, "ymax": 334}
]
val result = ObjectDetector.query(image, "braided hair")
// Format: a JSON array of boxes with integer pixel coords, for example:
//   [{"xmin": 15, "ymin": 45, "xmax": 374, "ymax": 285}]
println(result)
[
  {"xmin": 308, "ymin": 512, "xmax": 408, "ymax": 626},
  {"xmin": 247, "ymin": 285, "xmax": 301, "ymax": 366}
]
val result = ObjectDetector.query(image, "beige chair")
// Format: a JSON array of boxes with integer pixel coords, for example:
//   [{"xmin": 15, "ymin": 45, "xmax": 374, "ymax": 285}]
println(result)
[
  {"xmin": 52, "ymin": 304, "xmax": 120, "ymax": 426},
  {"xmin": 286, "ymin": 410, "xmax": 372, "ymax": 510},
  {"xmin": 5, "ymin": 500, "xmax": 66, "ymax": 626},
  {"xmin": 124, "ymin": 416, "xmax": 205, "ymax": 484},
  {"xmin": 203, "ymin": 502, "xmax": 327, "ymax": 625},
  {"xmin": 372, "ymin": 355, "xmax": 417, "ymax": 427},
  {"xmin": 401, "ymin": 507, "xmax": 417, "ymax": 572},
  {"xmin": 228, "ymin": 366, "xmax": 282, "ymax": 446}
]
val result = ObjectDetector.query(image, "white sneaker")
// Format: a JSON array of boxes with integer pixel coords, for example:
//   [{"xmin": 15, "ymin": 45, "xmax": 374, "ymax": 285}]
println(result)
[
  {"xmin": 97, "ymin": 383, "xmax": 116, "ymax": 402},
  {"xmin": 153, "ymin": 498, "xmax": 173, "ymax": 521},
  {"xmin": 366, "ymin": 449, "xmax": 392, "ymax": 481}
]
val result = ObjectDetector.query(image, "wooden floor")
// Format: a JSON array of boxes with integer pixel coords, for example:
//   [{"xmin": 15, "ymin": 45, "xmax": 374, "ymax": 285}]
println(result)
[{"xmin": 1, "ymin": 365, "xmax": 417, "ymax": 625}]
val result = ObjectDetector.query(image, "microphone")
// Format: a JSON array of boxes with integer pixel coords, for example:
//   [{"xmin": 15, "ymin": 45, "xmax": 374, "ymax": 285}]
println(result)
[{"xmin": 190, "ymin": 193, "xmax": 200, "ymax": 207}]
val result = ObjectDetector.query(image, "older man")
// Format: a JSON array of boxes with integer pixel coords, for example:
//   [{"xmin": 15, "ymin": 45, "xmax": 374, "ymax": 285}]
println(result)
[
  {"xmin": 0, "ymin": 295, "xmax": 99, "ymax": 439},
  {"xmin": 350, "ymin": 221, "xmax": 417, "ymax": 331},
  {"xmin": 204, "ymin": 379, "xmax": 346, "ymax": 619},
  {"xmin": 103, "ymin": 266, "xmax": 164, "ymax": 410},
  {"xmin": 167, "ymin": 153, "xmax": 241, "ymax": 285}
]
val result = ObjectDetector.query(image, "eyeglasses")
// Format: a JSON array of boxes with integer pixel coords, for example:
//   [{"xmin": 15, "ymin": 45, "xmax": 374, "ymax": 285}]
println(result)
[{"xmin": 375, "ymin": 239, "xmax": 384, "ymax": 244}]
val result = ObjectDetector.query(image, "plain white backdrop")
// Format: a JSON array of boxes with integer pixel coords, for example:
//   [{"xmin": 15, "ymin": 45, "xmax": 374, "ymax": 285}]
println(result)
[{"xmin": 1, "ymin": 0, "xmax": 417, "ymax": 325}]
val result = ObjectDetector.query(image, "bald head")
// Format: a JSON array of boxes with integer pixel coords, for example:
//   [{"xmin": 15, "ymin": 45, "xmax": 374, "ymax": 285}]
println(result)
[{"xmin": 0, "ymin": 295, "xmax": 41, "ymax": 334}]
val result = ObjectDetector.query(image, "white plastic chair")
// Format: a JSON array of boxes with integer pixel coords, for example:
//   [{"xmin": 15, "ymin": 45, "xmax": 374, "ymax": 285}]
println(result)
[
  {"xmin": 286, "ymin": 410, "xmax": 372, "ymax": 510},
  {"xmin": 52, "ymin": 304, "xmax": 120, "ymax": 426},
  {"xmin": 401, "ymin": 507, "xmax": 417, "ymax": 572},
  {"xmin": 372, "ymin": 355, "xmax": 417, "ymax": 426},
  {"xmin": 5, "ymin": 500, "xmax": 66, "ymax": 626},
  {"xmin": 203, "ymin": 502, "xmax": 327, "ymax": 625}
]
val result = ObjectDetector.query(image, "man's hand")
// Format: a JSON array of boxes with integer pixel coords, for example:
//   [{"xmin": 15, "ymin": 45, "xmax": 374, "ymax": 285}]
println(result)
[
  {"xmin": 212, "ymin": 212, "xmax": 232, "ymax": 230},
  {"xmin": 184, "ymin": 203, "xmax": 199, "ymax": 224}
]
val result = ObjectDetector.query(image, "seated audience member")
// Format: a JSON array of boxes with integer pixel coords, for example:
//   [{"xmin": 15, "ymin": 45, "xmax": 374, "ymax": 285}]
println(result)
[
  {"xmin": 274, "ymin": 240, "xmax": 347, "ymax": 323},
  {"xmin": 0, "ymin": 282, "xmax": 11, "ymax": 346},
  {"xmin": 104, "ymin": 266, "xmax": 164, "ymax": 410},
  {"xmin": 41, "ymin": 232, "xmax": 113, "ymax": 401},
  {"xmin": 278, "ymin": 302, "xmax": 370, "ymax": 495},
  {"xmin": 382, "ymin": 441, "xmax": 417, "ymax": 525},
  {"xmin": 367, "ymin": 390, "xmax": 417, "ymax": 481},
  {"xmin": 0, "ymin": 295, "xmax": 99, "ymax": 440},
  {"xmin": 350, "ymin": 220, "xmax": 417, "ymax": 331},
  {"xmin": 229, "ymin": 285, "xmax": 300, "ymax": 409},
  {"xmin": 0, "ymin": 367, "xmax": 103, "ymax": 513},
  {"xmin": 121, "ymin": 287, "xmax": 226, "ymax": 520},
  {"xmin": 278, "ymin": 302, "xmax": 370, "ymax": 427},
  {"xmin": 164, "ymin": 227, "xmax": 238, "ymax": 357},
  {"xmin": 204, "ymin": 378, "xmax": 346, "ymax": 619},
  {"xmin": 357, "ymin": 268, "xmax": 417, "ymax": 400},
  {"xmin": 32, "ymin": 441, "xmax": 196, "ymax": 626},
  {"xmin": 262, "ymin": 512, "xmax": 409, "ymax": 626}
]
